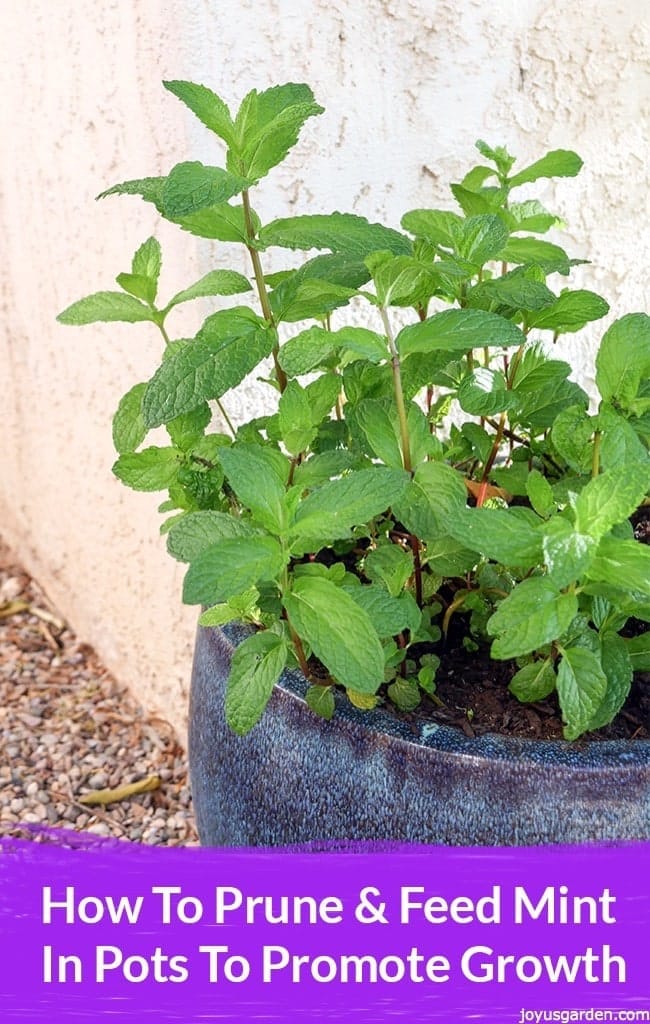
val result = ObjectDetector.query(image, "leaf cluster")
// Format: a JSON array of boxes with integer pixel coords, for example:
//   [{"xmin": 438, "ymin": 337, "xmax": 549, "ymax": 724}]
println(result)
[{"xmin": 58, "ymin": 83, "xmax": 650, "ymax": 740}]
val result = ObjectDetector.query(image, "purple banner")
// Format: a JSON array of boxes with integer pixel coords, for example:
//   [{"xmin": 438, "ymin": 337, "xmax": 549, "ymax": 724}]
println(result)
[{"xmin": 1, "ymin": 832, "xmax": 649, "ymax": 1022}]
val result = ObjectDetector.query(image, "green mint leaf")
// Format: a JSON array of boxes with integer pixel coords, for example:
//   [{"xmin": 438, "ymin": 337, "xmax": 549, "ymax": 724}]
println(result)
[
  {"xmin": 574, "ymin": 467, "xmax": 650, "ymax": 540},
  {"xmin": 112, "ymin": 446, "xmax": 182, "ymax": 491},
  {"xmin": 451, "ymin": 508, "xmax": 543, "ymax": 566},
  {"xmin": 457, "ymin": 214, "xmax": 509, "ymax": 266},
  {"xmin": 595, "ymin": 313, "xmax": 650, "ymax": 410},
  {"xmin": 97, "ymin": 177, "xmax": 165, "ymax": 211},
  {"xmin": 183, "ymin": 536, "xmax": 285, "ymax": 605},
  {"xmin": 397, "ymin": 309, "xmax": 525, "ymax": 358},
  {"xmin": 278, "ymin": 327, "xmax": 338, "ymax": 377},
  {"xmin": 167, "ymin": 510, "xmax": 257, "ymax": 562},
  {"xmin": 225, "ymin": 631, "xmax": 288, "ymax": 735},
  {"xmin": 364, "ymin": 543, "xmax": 414, "ymax": 597},
  {"xmin": 542, "ymin": 519, "xmax": 597, "ymax": 588},
  {"xmin": 556, "ymin": 646, "xmax": 607, "ymax": 740},
  {"xmin": 163, "ymin": 80, "xmax": 236, "ymax": 148},
  {"xmin": 219, "ymin": 444, "xmax": 289, "ymax": 535},
  {"xmin": 344, "ymin": 584, "xmax": 421, "ymax": 637},
  {"xmin": 57, "ymin": 291, "xmax": 153, "ymax": 325},
  {"xmin": 142, "ymin": 309, "xmax": 274, "ymax": 427},
  {"xmin": 598, "ymin": 405, "xmax": 648, "ymax": 471},
  {"xmin": 506, "ymin": 200, "xmax": 562, "ymax": 234},
  {"xmin": 526, "ymin": 469, "xmax": 555, "ymax": 519},
  {"xmin": 588, "ymin": 633, "xmax": 632, "ymax": 731},
  {"xmin": 355, "ymin": 400, "xmax": 403, "ymax": 468},
  {"xmin": 132, "ymin": 236, "xmax": 162, "ymax": 289},
  {"xmin": 293, "ymin": 451, "xmax": 360, "ymax": 489},
  {"xmin": 259, "ymin": 213, "xmax": 411, "ymax": 257},
  {"xmin": 509, "ymin": 659, "xmax": 557, "ymax": 702},
  {"xmin": 468, "ymin": 274, "xmax": 556, "ymax": 314},
  {"xmin": 199, "ymin": 587, "xmax": 260, "ymax": 628},
  {"xmin": 450, "ymin": 183, "xmax": 508, "ymax": 217},
  {"xmin": 283, "ymin": 577, "xmax": 384, "ymax": 693},
  {"xmin": 488, "ymin": 579, "xmax": 578, "ymax": 659},
  {"xmin": 174, "ymin": 203, "xmax": 257, "ymax": 243},
  {"xmin": 527, "ymin": 289, "xmax": 609, "ymax": 334},
  {"xmin": 422, "ymin": 536, "xmax": 477, "ymax": 576},
  {"xmin": 165, "ymin": 270, "xmax": 252, "ymax": 311},
  {"xmin": 166, "ymin": 403, "xmax": 211, "ymax": 451},
  {"xmin": 278, "ymin": 381, "xmax": 316, "ymax": 456},
  {"xmin": 161, "ymin": 162, "xmax": 249, "ymax": 218},
  {"xmin": 457, "ymin": 368, "xmax": 510, "ymax": 417},
  {"xmin": 112, "ymin": 383, "xmax": 147, "ymax": 455},
  {"xmin": 400, "ymin": 209, "xmax": 463, "ymax": 249},
  {"xmin": 508, "ymin": 149, "xmax": 583, "ymax": 188},
  {"xmin": 290, "ymin": 467, "xmax": 409, "ymax": 549},
  {"xmin": 387, "ymin": 677, "xmax": 421, "ymax": 712},
  {"xmin": 626, "ymin": 633, "xmax": 650, "ymax": 672},
  {"xmin": 370, "ymin": 255, "xmax": 438, "ymax": 307},
  {"xmin": 497, "ymin": 237, "xmax": 577, "ymax": 276},
  {"xmin": 551, "ymin": 404, "xmax": 595, "ymax": 474},
  {"xmin": 305, "ymin": 685, "xmax": 336, "ymax": 720},
  {"xmin": 116, "ymin": 272, "xmax": 156, "ymax": 304},
  {"xmin": 233, "ymin": 83, "xmax": 323, "ymax": 181},
  {"xmin": 586, "ymin": 536, "xmax": 650, "ymax": 598}
]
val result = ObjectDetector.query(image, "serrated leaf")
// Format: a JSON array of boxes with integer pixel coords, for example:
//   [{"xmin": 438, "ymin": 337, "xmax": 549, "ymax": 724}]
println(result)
[
  {"xmin": 551, "ymin": 404, "xmax": 595, "ymax": 474},
  {"xmin": 400, "ymin": 209, "xmax": 463, "ymax": 249},
  {"xmin": 199, "ymin": 588, "xmax": 260, "ymax": 628},
  {"xmin": 355, "ymin": 400, "xmax": 403, "ymax": 468},
  {"xmin": 556, "ymin": 646, "xmax": 608, "ymax": 740},
  {"xmin": 397, "ymin": 308, "xmax": 525, "ymax": 358},
  {"xmin": 468, "ymin": 274, "xmax": 556, "ymax": 314},
  {"xmin": 283, "ymin": 576, "xmax": 384, "ymax": 693},
  {"xmin": 586, "ymin": 536, "xmax": 650, "ymax": 597},
  {"xmin": 598, "ymin": 405, "xmax": 648, "ymax": 471},
  {"xmin": 588, "ymin": 633, "xmax": 632, "ymax": 731},
  {"xmin": 365, "ymin": 543, "xmax": 414, "ymax": 597},
  {"xmin": 488, "ymin": 580, "xmax": 578, "ymax": 659},
  {"xmin": 595, "ymin": 313, "xmax": 650, "ymax": 410},
  {"xmin": 165, "ymin": 270, "xmax": 251, "ymax": 311},
  {"xmin": 509, "ymin": 659, "xmax": 556, "ymax": 702},
  {"xmin": 225, "ymin": 631, "xmax": 288, "ymax": 735},
  {"xmin": 259, "ymin": 212, "xmax": 411, "ymax": 257},
  {"xmin": 306, "ymin": 685, "xmax": 335, "ymax": 720},
  {"xmin": 526, "ymin": 469, "xmax": 555, "ymax": 519},
  {"xmin": 219, "ymin": 445, "xmax": 289, "ymax": 535},
  {"xmin": 422, "ymin": 536, "xmax": 477, "ymax": 576},
  {"xmin": 387, "ymin": 677, "xmax": 421, "ymax": 712},
  {"xmin": 626, "ymin": 633, "xmax": 650, "ymax": 672},
  {"xmin": 116, "ymin": 272, "xmax": 156, "ymax": 303},
  {"xmin": 457, "ymin": 214, "xmax": 509, "ymax": 266},
  {"xmin": 112, "ymin": 446, "xmax": 182, "ymax": 491},
  {"xmin": 174, "ymin": 203, "xmax": 256, "ymax": 243},
  {"xmin": 347, "ymin": 689, "xmax": 380, "ymax": 710},
  {"xmin": 142, "ymin": 309, "xmax": 274, "ymax": 427},
  {"xmin": 508, "ymin": 149, "xmax": 583, "ymax": 188},
  {"xmin": 166, "ymin": 403, "xmax": 211, "ymax": 451},
  {"xmin": 371, "ymin": 255, "xmax": 438, "ymax": 306},
  {"xmin": 57, "ymin": 291, "xmax": 154, "ymax": 325},
  {"xmin": 161, "ymin": 162, "xmax": 248, "ymax": 218},
  {"xmin": 163, "ymin": 80, "xmax": 236, "ymax": 148},
  {"xmin": 132, "ymin": 235, "xmax": 162, "ymax": 288},
  {"xmin": 498, "ymin": 237, "xmax": 576, "ymax": 275},
  {"xmin": 97, "ymin": 177, "xmax": 165, "ymax": 211},
  {"xmin": 542, "ymin": 519, "xmax": 597, "ymax": 588},
  {"xmin": 575, "ymin": 467, "xmax": 650, "ymax": 540},
  {"xmin": 292, "ymin": 450, "xmax": 360, "ymax": 489},
  {"xmin": 278, "ymin": 380, "xmax": 316, "ymax": 455},
  {"xmin": 450, "ymin": 508, "xmax": 543, "ymax": 566},
  {"xmin": 344, "ymin": 584, "xmax": 421, "ymax": 637},
  {"xmin": 236, "ymin": 87, "xmax": 323, "ymax": 181},
  {"xmin": 458, "ymin": 368, "xmax": 510, "ymax": 416},
  {"xmin": 167, "ymin": 510, "xmax": 257, "ymax": 562},
  {"xmin": 278, "ymin": 326, "xmax": 338, "ymax": 376},
  {"xmin": 527, "ymin": 289, "xmax": 609, "ymax": 334},
  {"xmin": 112, "ymin": 383, "xmax": 147, "ymax": 455},
  {"xmin": 290, "ymin": 467, "xmax": 409, "ymax": 547},
  {"xmin": 183, "ymin": 536, "xmax": 285, "ymax": 605},
  {"xmin": 507, "ymin": 199, "xmax": 562, "ymax": 234}
]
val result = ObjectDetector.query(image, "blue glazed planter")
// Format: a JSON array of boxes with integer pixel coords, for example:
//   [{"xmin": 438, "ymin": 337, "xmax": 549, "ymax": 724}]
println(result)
[{"xmin": 189, "ymin": 622, "xmax": 650, "ymax": 846}]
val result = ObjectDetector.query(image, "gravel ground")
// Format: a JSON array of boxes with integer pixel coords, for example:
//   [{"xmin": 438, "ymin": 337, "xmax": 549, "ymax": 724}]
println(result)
[{"xmin": 0, "ymin": 537, "xmax": 198, "ymax": 845}]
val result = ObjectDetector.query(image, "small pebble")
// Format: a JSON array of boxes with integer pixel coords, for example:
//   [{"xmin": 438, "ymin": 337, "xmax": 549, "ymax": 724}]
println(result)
[{"xmin": 0, "ymin": 539, "xmax": 198, "ymax": 846}]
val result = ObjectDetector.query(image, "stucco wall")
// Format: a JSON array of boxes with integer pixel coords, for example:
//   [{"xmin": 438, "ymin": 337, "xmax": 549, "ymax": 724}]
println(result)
[{"xmin": 1, "ymin": 0, "xmax": 647, "ymax": 741}]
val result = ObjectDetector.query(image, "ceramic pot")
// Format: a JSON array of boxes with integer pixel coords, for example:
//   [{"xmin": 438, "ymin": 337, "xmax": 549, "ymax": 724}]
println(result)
[{"xmin": 189, "ymin": 622, "xmax": 650, "ymax": 846}]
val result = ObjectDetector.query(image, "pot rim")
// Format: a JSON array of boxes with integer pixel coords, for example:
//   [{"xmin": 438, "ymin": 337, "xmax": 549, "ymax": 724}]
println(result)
[{"xmin": 216, "ymin": 622, "xmax": 650, "ymax": 772}]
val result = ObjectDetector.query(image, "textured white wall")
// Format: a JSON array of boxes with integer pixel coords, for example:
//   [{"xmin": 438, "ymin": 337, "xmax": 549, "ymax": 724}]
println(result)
[{"xmin": 1, "ymin": 0, "xmax": 647, "ymax": 739}]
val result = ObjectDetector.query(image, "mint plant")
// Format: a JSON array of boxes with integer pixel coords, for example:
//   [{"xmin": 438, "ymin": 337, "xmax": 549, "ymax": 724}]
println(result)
[{"xmin": 58, "ymin": 81, "xmax": 650, "ymax": 740}]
